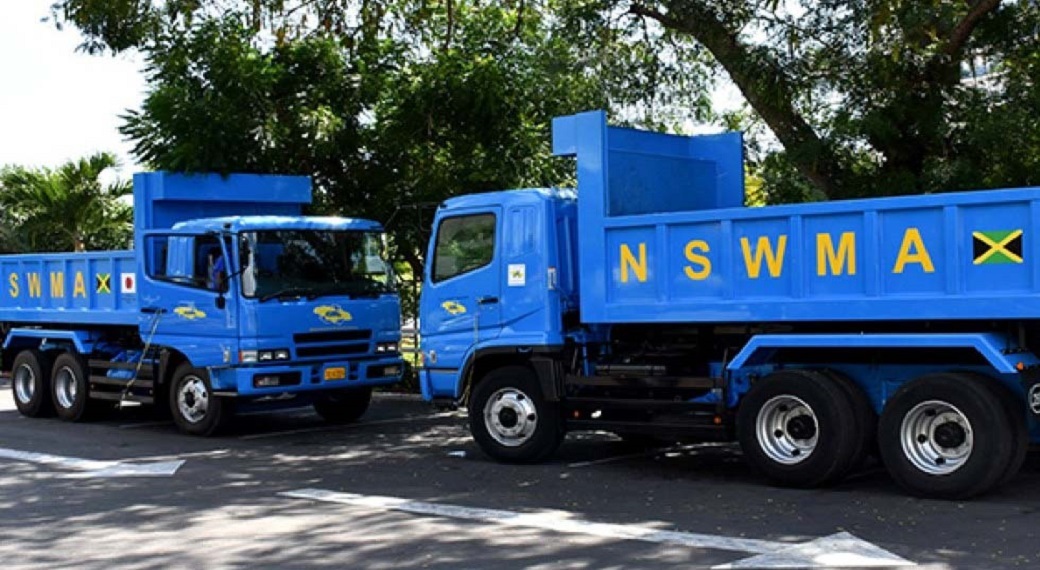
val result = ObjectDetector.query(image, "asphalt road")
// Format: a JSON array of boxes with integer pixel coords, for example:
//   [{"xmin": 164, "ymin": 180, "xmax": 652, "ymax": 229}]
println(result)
[{"xmin": 1, "ymin": 381, "xmax": 1038, "ymax": 569}]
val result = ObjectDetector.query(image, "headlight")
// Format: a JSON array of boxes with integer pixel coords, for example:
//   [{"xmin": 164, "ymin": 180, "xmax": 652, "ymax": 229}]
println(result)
[
  {"xmin": 376, "ymin": 342, "xmax": 399, "ymax": 353},
  {"xmin": 241, "ymin": 349, "xmax": 291, "ymax": 363}
]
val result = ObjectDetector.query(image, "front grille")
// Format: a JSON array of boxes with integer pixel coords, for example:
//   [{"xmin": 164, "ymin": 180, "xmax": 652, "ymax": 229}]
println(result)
[
  {"xmin": 294, "ymin": 329, "xmax": 372, "ymax": 359},
  {"xmin": 294, "ymin": 330, "xmax": 372, "ymax": 343},
  {"xmin": 296, "ymin": 344, "xmax": 369, "ymax": 358}
]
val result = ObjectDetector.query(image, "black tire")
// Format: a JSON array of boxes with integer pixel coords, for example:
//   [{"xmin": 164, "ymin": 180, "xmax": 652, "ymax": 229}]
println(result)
[
  {"xmin": 313, "ymin": 387, "xmax": 373, "ymax": 424},
  {"xmin": 950, "ymin": 372, "xmax": 1027, "ymax": 489},
  {"xmin": 878, "ymin": 373, "xmax": 1014, "ymax": 499},
  {"xmin": 469, "ymin": 365, "xmax": 563, "ymax": 463},
  {"xmin": 169, "ymin": 363, "xmax": 231, "ymax": 436},
  {"xmin": 736, "ymin": 369, "xmax": 860, "ymax": 488},
  {"xmin": 50, "ymin": 352, "xmax": 92, "ymax": 422},
  {"xmin": 10, "ymin": 349, "xmax": 54, "ymax": 418},
  {"xmin": 821, "ymin": 369, "xmax": 878, "ymax": 473}
]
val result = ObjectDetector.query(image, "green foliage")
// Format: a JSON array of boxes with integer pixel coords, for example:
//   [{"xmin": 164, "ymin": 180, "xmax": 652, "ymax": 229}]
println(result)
[
  {"xmin": 51, "ymin": 1, "xmax": 1040, "ymax": 276},
  {"xmin": 0, "ymin": 153, "xmax": 133, "ymax": 253},
  {"xmin": 121, "ymin": 17, "xmax": 368, "ymax": 202},
  {"xmin": 626, "ymin": 0, "xmax": 1040, "ymax": 202},
  {"xmin": 49, "ymin": 0, "xmax": 713, "ymax": 315}
]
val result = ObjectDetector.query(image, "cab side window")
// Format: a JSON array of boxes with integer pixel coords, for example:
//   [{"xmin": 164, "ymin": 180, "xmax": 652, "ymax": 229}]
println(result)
[{"xmin": 432, "ymin": 213, "xmax": 496, "ymax": 283}]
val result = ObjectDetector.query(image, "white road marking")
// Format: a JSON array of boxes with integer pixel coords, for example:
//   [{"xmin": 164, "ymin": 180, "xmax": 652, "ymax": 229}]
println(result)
[
  {"xmin": 238, "ymin": 412, "xmax": 457, "ymax": 440},
  {"xmin": 281, "ymin": 488, "xmax": 916, "ymax": 568},
  {"xmin": 123, "ymin": 449, "xmax": 230, "ymax": 462},
  {"xmin": 714, "ymin": 533, "xmax": 921, "ymax": 569},
  {"xmin": 0, "ymin": 447, "xmax": 184, "ymax": 477}
]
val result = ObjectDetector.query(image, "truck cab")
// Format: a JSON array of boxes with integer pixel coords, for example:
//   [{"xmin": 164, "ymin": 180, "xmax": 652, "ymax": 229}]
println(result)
[
  {"xmin": 419, "ymin": 189, "xmax": 577, "ymax": 403},
  {"xmin": 132, "ymin": 174, "xmax": 404, "ymax": 434}
]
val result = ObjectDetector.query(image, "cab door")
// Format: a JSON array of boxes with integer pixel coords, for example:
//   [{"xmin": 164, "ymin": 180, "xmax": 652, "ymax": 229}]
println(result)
[
  {"xmin": 419, "ymin": 208, "xmax": 502, "ymax": 398},
  {"xmin": 139, "ymin": 232, "xmax": 238, "ymax": 367}
]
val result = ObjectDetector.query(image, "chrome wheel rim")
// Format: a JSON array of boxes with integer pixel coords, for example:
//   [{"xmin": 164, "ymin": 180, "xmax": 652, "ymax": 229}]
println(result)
[
  {"xmin": 484, "ymin": 387, "xmax": 538, "ymax": 447},
  {"xmin": 901, "ymin": 400, "xmax": 973, "ymax": 475},
  {"xmin": 13, "ymin": 363, "xmax": 36, "ymax": 404},
  {"xmin": 177, "ymin": 375, "xmax": 210, "ymax": 424},
  {"xmin": 53, "ymin": 365, "xmax": 78, "ymax": 410},
  {"xmin": 756, "ymin": 394, "xmax": 819, "ymax": 465}
]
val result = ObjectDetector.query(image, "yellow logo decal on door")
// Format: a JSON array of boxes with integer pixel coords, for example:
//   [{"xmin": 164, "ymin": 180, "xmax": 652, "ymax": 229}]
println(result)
[
  {"xmin": 441, "ymin": 300, "xmax": 467, "ymax": 315},
  {"xmin": 174, "ymin": 305, "xmax": 207, "ymax": 320}
]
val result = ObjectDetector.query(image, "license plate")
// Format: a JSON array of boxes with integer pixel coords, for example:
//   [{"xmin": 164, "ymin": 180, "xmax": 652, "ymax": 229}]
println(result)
[{"xmin": 324, "ymin": 367, "xmax": 346, "ymax": 381}]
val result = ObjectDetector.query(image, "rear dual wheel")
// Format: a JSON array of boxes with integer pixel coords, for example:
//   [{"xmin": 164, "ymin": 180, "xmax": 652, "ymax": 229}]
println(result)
[
  {"xmin": 11, "ymin": 349, "xmax": 53, "ymax": 418},
  {"xmin": 51, "ymin": 352, "xmax": 92, "ymax": 422},
  {"xmin": 878, "ymin": 373, "xmax": 1027, "ymax": 499},
  {"xmin": 737, "ymin": 370, "xmax": 871, "ymax": 488},
  {"xmin": 11, "ymin": 349, "xmax": 96, "ymax": 422}
]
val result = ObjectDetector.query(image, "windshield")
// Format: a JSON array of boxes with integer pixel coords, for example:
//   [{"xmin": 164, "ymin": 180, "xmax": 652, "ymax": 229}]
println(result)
[{"xmin": 238, "ymin": 230, "xmax": 395, "ymax": 300}]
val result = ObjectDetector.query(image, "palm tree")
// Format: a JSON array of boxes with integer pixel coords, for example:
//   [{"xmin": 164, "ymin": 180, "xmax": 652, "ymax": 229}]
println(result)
[{"xmin": 0, "ymin": 153, "xmax": 133, "ymax": 252}]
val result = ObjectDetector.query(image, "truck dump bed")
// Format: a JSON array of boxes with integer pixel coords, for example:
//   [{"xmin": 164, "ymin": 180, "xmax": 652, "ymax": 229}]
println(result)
[
  {"xmin": 553, "ymin": 111, "xmax": 1040, "ymax": 324},
  {"xmin": 0, "ymin": 251, "xmax": 139, "ymax": 326}
]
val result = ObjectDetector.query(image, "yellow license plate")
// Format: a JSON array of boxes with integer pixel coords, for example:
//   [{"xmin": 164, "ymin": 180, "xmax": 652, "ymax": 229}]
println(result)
[{"xmin": 324, "ymin": 367, "xmax": 346, "ymax": 381}]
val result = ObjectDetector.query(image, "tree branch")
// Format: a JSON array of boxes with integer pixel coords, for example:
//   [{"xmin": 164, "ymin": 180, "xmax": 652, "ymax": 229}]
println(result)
[
  {"xmin": 630, "ymin": 2, "xmax": 845, "ymax": 199},
  {"xmin": 444, "ymin": 0, "xmax": 454, "ymax": 51},
  {"xmin": 514, "ymin": 0, "xmax": 525, "ymax": 39},
  {"xmin": 942, "ymin": 0, "xmax": 1000, "ymax": 57}
]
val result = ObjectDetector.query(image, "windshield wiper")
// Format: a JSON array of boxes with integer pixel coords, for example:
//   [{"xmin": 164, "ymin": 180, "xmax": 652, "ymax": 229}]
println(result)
[{"xmin": 258, "ymin": 287, "xmax": 319, "ymax": 303}]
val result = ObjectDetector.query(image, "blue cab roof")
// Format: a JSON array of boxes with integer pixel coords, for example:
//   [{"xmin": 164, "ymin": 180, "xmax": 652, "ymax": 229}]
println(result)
[{"xmin": 439, "ymin": 188, "xmax": 576, "ymax": 211}]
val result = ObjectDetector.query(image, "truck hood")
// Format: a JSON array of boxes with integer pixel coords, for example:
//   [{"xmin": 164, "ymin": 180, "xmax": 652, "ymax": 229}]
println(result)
[{"xmin": 242, "ymin": 295, "xmax": 401, "ymax": 343}]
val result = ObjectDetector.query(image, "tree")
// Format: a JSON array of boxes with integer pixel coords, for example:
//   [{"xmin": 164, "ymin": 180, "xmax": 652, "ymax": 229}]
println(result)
[
  {"xmin": 49, "ymin": 0, "xmax": 712, "ymax": 283},
  {"xmin": 0, "ymin": 153, "xmax": 133, "ymax": 253},
  {"xmin": 623, "ymin": 0, "xmax": 1040, "ymax": 202}
]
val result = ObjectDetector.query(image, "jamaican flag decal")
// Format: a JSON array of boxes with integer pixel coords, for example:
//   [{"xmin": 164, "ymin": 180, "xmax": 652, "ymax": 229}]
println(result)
[{"xmin": 972, "ymin": 229, "xmax": 1023, "ymax": 265}]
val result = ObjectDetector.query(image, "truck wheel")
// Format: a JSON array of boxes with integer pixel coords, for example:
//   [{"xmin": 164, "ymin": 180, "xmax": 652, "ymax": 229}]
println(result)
[
  {"xmin": 821, "ymin": 369, "xmax": 877, "ymax": 471},
  {"xmin": 737, "ymin": 370, "xmax": 860, "ymax": 487},
  {"xmin": 313, "ymin": 387, "xmax": 372, "ymax": 424},
  {"xmin": 878, "ymin": 373, "xmax": 1014, "ymax": 499},
  {"xmin": 469, "ymin": 365, "xmax": 563, "ymax": 463},
  {"xmin": 169, "ymin": 363, "xmax": 231, "ymax": 436},
  {"xmin": 51, "ymin": 352, "xmax": 92, "ymax": 422},
  {"xmin": 11, "ymin": 349, "xmax": 54, "ymax": 418}
]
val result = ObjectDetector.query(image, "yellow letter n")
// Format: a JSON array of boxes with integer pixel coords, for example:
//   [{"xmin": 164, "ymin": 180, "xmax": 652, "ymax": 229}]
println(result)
[{"xmin": 620, "ymin": 243, "xmax": 648, "ymax": 283}]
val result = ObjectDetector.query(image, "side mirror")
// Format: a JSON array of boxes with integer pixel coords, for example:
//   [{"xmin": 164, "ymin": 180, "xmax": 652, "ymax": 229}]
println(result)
[{"xmin": 215, "ymin": 294, "xmax": 226, "ymax": 310}]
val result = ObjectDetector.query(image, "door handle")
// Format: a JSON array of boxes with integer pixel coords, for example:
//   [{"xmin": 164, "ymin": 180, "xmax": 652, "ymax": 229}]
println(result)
[
  {"xmin": 141, "ymin": 307, "xmax": 166, "ymax": 314},
  {"xmin": 477, "ymin": 296, "xmax": 499, "ymax": 305}
]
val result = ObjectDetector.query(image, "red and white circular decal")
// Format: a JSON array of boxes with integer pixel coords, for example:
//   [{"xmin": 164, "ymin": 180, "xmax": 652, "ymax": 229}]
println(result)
[{"xmin": 121, "ymin": 272, "xmax": 137, "ymax": 294}]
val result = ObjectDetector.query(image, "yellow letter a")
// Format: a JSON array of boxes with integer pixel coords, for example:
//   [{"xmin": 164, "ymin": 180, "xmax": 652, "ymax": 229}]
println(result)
[{"xmin": 893, "ymin": 228, "xmax": 935, "ymax": 274}]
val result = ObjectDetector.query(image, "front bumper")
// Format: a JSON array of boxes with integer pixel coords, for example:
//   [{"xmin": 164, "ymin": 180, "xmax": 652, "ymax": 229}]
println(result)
[{"xmin": 209, "ymin": 356, "xmax": 404, "ymax": 396}]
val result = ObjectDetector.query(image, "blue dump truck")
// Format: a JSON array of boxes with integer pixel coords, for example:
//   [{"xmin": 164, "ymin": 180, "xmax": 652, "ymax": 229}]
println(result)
[
  {"xmin": 3, "ymin": 172, "xmax": 403, "ymax": 435},
  {"xmin": 419, "ymin": 110, "xmax": 1040, "ymax": 499}
]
